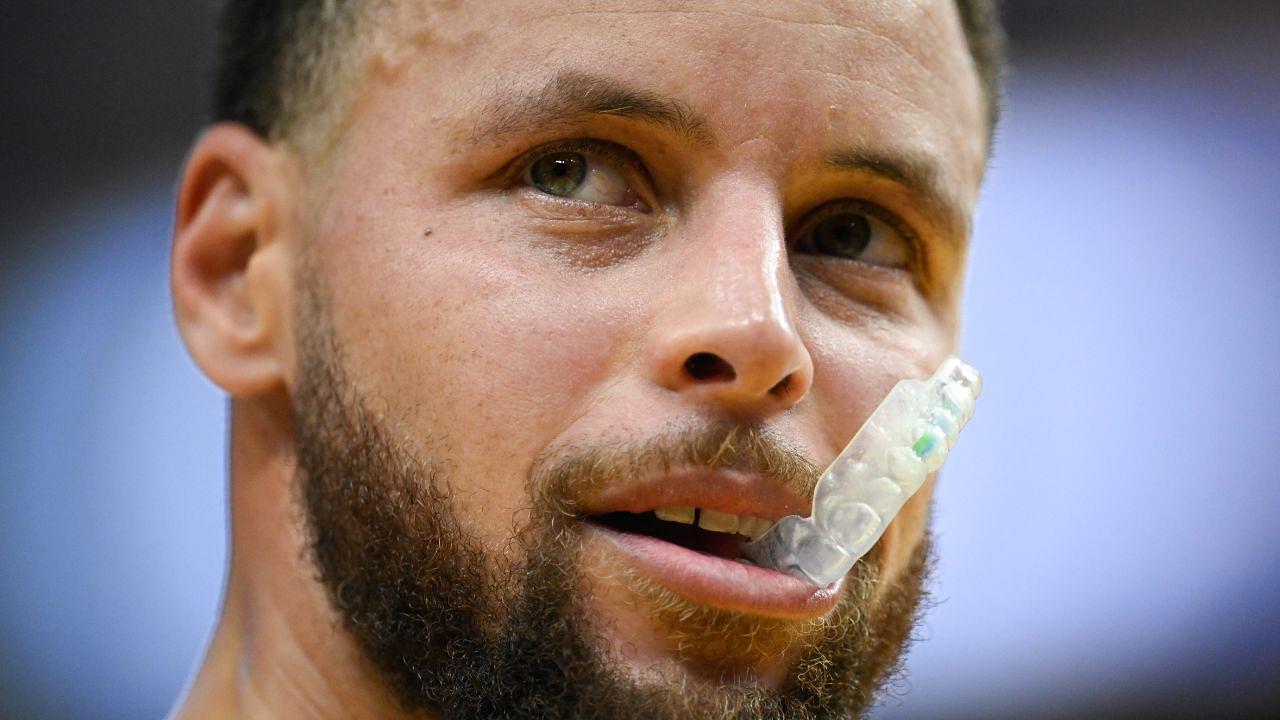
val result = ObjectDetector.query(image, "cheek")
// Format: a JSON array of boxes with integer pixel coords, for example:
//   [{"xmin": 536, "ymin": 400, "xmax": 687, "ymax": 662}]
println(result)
[
  {"xmin": 803, "ymin": 303, "xmax": 950, "ymax": 453},
  {"xmin": 309, "ymin": 203, "xmax": 640, "ymax": 544},
  {"xmin": 800, "ymin": 303, "xmax": 950, "ymax": 583}
]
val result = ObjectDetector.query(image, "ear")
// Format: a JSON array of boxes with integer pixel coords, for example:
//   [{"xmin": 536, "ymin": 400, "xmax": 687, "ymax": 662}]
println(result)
[{"xmin": 172, "ymin": 123, "xmax": 298, "ymax": 397}]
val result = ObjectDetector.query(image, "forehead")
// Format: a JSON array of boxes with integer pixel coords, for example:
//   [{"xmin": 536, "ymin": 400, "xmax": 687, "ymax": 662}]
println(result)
[{"xmin": 361, "ymin": 0, "xmax": 985, "ymax": 198}]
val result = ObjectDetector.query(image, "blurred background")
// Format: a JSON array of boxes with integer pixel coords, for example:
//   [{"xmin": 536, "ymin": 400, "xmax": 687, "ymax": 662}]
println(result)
[{"xmin": 1, "ymin": 1, "xmax": 1277, "ymax": 718}]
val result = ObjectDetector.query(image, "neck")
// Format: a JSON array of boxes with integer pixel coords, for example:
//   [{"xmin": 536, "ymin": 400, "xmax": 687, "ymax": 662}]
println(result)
[{"xmin": 171, "ymin": 395, "xmax": 419, "ymax": 720}]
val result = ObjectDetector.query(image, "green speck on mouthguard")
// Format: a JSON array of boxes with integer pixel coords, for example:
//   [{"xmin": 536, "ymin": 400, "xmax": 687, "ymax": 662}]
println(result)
[{"xmin": 912, "ymin": 432, "xmax": 939, "ymax": 458}]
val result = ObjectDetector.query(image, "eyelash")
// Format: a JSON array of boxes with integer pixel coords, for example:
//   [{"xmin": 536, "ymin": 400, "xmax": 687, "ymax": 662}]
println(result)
[
  {"xmin": 518, "ymin": 137, "xmax": 653, "ymax": 191},
  {"xmin": 793, "ymin": 199, "xmax": 924, "ymax": 267}
]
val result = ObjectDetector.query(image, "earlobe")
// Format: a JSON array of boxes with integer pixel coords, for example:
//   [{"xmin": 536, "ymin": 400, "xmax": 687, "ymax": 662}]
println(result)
[{"xmin": 172, "ymin": 123, "xmax": 296, "ymax": 397}]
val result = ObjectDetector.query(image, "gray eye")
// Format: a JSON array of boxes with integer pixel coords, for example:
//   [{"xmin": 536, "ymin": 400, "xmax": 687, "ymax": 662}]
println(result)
[
  {"xmin": 523, "ymin": 145, "xmax": 642, "ymax": 208},
  {"xmin": 529, "ymin": 152, "xmax": 588, "ymax": 197}
]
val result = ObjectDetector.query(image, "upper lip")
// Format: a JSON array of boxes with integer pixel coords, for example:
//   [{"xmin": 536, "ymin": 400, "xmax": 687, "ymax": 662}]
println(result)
[{"xmin": 577, "ymin": 466, "xmax": 813, "ymax": 522}]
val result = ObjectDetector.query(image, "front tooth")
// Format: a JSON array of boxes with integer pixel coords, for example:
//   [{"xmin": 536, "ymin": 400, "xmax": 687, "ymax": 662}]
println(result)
[
  {"xmin": 738, "ymin": 515, "xmax": 772, "ymax": 541},
  {"xmin": 654, "ymin": 506, "xmax": 695, "ymax": 524},
  {"xmin": 698, "ymin": 509, "xmax": 739, "ymax": 533}
]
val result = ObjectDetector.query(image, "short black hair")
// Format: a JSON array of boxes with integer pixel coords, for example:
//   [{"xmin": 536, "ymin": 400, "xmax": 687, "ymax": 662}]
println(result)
[
  {"xmin": 215, "ymin": 0, "xmax": 1005, "ymax": 144},
  {"xmin": 953, "ymin": 0, "xmax": 1006, "ymax": 133},
  {"xmin": 214, "ymin": 0, "xmax": 371, "ymax": 143}
]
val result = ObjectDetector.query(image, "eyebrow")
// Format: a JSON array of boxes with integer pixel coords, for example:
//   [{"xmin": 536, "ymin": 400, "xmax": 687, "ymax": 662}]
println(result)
[{"xmin": 471, "ymin": 70, "xmax": 714, "ymax": 147}]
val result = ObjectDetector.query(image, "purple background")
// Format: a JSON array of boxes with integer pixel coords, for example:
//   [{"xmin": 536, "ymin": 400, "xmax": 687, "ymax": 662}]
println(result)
[{"xmin": 2, "ymin": 2, "xmax": 1277, "ymax": 718}]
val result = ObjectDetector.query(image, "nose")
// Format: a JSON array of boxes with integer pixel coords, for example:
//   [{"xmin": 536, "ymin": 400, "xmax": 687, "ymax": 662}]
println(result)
[{"xmin": 648, "ymin": 191, "xmax": 813, "ymax": 414}]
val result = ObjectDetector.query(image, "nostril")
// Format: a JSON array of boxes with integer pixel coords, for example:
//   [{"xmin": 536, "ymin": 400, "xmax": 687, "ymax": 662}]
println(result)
[
  {"xmin": 684, "ymin": 352, "xmax": 736, "ymax": 382},
  {"xmin": 770, "ymin": 373, "xmax": 793, "ymax": 396}
]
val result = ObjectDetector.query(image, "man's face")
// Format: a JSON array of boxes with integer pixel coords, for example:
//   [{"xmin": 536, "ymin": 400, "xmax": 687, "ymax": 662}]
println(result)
[{"xmin": 289, "ymin": 0, "xmax": 984, "ymax": 715}]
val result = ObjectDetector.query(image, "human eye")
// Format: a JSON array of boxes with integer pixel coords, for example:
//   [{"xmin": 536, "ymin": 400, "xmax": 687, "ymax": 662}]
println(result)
[
  {"xmin": 520, "ymin": 139, "xmax": 649, "ymax": 210},
  {"xmin": 792, "ymin": 201, "xmax": 915, "ymax": 270}
]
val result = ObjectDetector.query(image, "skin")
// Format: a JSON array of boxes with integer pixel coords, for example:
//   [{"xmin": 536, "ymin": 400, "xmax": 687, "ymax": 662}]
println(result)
[{"xmin": 169, "ymin": 0, "xmax": 986, "ymax": 717}]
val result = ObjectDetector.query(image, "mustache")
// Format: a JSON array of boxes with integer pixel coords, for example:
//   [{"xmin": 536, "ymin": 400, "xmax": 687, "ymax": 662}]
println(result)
[{"xmin": 529, "ymin": 422, "xmax": 823, "ymax": 518}]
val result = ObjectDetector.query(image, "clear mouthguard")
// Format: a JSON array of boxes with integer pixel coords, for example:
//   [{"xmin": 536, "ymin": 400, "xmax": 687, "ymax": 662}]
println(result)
[{"xmin": 741, "ymin": 356, "xmax": 982, "ymax": 586}]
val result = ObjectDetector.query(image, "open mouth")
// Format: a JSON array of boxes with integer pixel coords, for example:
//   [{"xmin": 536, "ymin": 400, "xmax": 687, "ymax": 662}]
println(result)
[
  {"xmin": 588, "ymin": 508, "xmax": 773, "ymax": 563},
  {"xmin": 575, "ymin": 468, "xmax": 838, "ymax": 615},
  {"xmin": 583, "ymin": 506, "xmax": 840, "ymax": 617}
]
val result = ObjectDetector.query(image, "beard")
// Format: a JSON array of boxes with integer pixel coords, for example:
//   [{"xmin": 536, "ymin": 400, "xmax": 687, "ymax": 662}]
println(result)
[{"xmin": 292, "ymin": 287, "xmax": 934, "ymax": 719}]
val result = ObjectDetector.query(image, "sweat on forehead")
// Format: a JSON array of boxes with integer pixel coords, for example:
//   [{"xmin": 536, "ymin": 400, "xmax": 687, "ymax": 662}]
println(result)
[{"xmin": 214, "ymin": 0, "xmax": 1003, "ymax": 147}]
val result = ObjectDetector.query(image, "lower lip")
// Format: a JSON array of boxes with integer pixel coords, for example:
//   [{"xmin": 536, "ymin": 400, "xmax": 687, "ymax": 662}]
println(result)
[{"xmin": 585, "ymin": 521, "xmax": 844, "ymax": 619}]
